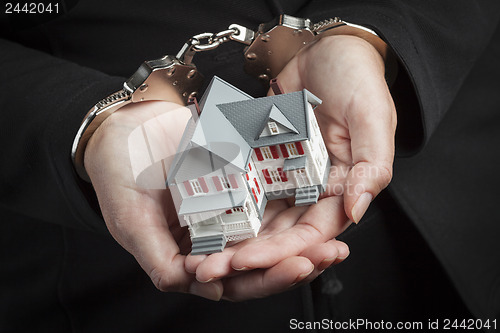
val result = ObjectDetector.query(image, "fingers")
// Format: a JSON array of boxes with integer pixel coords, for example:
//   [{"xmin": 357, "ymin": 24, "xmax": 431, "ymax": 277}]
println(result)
[
  {"xmin": 185, "ymin": 253, "xmax": 208, "ymax": 274},
  {"xmin": 230, "ymin": 196, "xmax": 350, "ymax": 271},
  {"xmin": 344, "ymin": 82, "xmax": 396, "ymax": 223},
  {"xmin": 300, "ymin": 239, "xmax": 350, "ymax": 272},
  {"xmin": 221, "ymin": 256, "xmax": 314, "ymax": 302},
  {"xmin": 220, "ymin": 240, "xmax": 349, "ymax": 302},
  {"xmin": 189, "ymin": 247, "xmax": 239, "ymax": 283}
]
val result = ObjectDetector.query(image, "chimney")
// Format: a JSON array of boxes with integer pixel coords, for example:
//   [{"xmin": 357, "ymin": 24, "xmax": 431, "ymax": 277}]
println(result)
[
  {"xmin": 270, "ymin": 78, "xmax": 284, "ymax": 95},
  {"xmin": 187, "ymin": 96, "xmax": 201, "ymax": 120}
]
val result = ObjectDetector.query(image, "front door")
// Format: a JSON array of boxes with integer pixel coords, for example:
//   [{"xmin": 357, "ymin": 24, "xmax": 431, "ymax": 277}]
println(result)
[{"xmin": 294, "ymin": 169, "xmax": 310, "ymax": 188}]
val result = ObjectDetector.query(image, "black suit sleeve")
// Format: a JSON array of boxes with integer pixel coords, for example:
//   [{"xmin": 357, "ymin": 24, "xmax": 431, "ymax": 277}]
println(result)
[
  {"xmin": 0, "ymin": 37, "xmax": 124, "ymax": 233},
  {"xmin": 297, "ymin": 0, "xmax": 500, "ymax": 154}
]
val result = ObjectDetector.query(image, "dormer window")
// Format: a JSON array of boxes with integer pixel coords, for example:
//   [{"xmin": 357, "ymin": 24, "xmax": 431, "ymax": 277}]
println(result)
[{"xmin": 268, "ymin": 121, "xmax": 279, "ymax": 135}]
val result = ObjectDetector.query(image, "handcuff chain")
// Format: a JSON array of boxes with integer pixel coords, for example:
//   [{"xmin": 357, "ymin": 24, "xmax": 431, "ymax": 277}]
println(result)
[{"xmin": 190, "ymin": 28, "xmax": 238, "ymax": 52}]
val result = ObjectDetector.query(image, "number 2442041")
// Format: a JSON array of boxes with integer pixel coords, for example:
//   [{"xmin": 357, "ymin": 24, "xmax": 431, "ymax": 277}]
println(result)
[{"xmin": 5, "ymin": 3, "xmax": 59, "ymax": 14}]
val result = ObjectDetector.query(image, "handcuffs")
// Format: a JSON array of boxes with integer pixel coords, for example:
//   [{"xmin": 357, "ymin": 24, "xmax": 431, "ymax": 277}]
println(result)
[{"xmin": 71, "ymin": 15, "xmax": 393, "ymax": 182}]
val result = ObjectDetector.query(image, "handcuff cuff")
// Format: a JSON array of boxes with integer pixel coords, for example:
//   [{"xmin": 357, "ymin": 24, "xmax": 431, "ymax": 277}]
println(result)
[{"xmin": 71, "ymin": 14, "xmax": 394, "ymax": 182}]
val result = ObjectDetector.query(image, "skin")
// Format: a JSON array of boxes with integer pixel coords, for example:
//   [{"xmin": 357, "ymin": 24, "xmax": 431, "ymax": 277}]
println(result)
[{"xmin": 84, "ymin": 35, "xmax": 396, "ymax": 301}]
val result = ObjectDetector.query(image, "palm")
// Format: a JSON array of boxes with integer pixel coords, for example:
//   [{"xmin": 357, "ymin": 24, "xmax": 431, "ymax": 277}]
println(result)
[
  {"xmin": 84, "ymin": 101, "xmax": 222, "ymax": 295},
  {"xmin": 191, "ymin": 36, "xmax": 396, "ymax": 295}
]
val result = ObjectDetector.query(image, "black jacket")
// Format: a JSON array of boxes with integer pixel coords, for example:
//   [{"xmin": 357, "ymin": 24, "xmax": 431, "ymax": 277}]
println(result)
[{"xmin": 1, "ymin": 0, "xmax": 499, "ymax": 331}]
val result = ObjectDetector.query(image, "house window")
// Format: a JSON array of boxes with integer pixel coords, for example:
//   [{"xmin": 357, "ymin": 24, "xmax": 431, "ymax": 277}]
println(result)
[
  {"xmin": 190, "ymin": 179, "xmax": 204, "ymax": 194},
  {"xmin": 268, "ymin": 121, "xmax": 279, "ymax": 135},
  {"xmin": 220, "ymin": 176, "xmax": 231, "ymax": 189},
  {"xmin": 286, "ymin": 143, "xmax": 299, "ymax": 157},
  {"xmin": 184, "ymin": 178, "xmax": 208, "ymax": 196},
  {"xmin": 286, "ymin": 142, "xmax": 305, "ymax": 157},
  {"xmin": 261, "ymin": 146, "xmax": 273, "ymax": 160},
  {"xmin": 269, "ymin": 169, "xmax": 281, "ymax": 183},
  {"xmin": 278, "ymin": 168, "xmax": 288, "ymax": 182}
]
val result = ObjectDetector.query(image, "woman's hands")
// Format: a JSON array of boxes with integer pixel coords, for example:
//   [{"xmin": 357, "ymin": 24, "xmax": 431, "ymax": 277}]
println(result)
[{"xmin": 83, "ymin": 34, "xmax": 396, "ymax": 301}]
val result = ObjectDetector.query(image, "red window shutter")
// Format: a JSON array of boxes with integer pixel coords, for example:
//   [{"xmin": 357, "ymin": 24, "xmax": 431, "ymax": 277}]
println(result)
[
  {"xmin": 254, "ymin": 178, "xmax": 261, "ymax": 194},
  {"xmin": 279, "ymin": 144, "xmax": 289, "ymax": 158},
  {"xmin": 246, "ymin": 174, "xmax": 249, "ymax": 180},
  {"xmin": 198, "ymin": 177, "xmax": 209, "ymax": 193},
  {"xmin": 225, "ymin": 210, "xmax": 232, "ymax": 214},
  {"xmin": 252, "ymin": 188, "xmax": 258, "ymax": 203},
  {"xmin": 248, "ymin": 163, "xmax": 252, "ymax": 171},
  {"xmin": 212, "ymin": 176, "xmax": 223, "ymax": 191},
  {"xmin": 254, "ymin": 148, "xmax": 263, "ymax": 161},
  {"xmin": 228, "ymin": 174, "xmax": 239, "ymax": 188},
  {"xmin": 270, "ymin": 145, "xmax": 279, "ymax": 159},
  {"xmin": 278, "ymin": 168, "xmax": 288, "ymax": 182},
  {"xmin": 296, "ymin": 141, "xmax": 304, "ymax": 155},
  {"xmin": 262, "ymin": 169, "xmax": 272, "ymax": 184},
  {"xmin": 183, "ymin": 181, "xmax": 194, "ymax": 196}
]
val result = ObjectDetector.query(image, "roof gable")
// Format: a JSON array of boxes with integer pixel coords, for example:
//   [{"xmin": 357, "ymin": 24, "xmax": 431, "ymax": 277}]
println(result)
[
  {"xmin": 199, "ymin": 76, "xmax": 253, "ymax": 110},
  {"xmin": 256, "ymin": 104, "xmax": 299, "ymax": 139},
  {"xmin": 217, "ymin": 90, "xmax": 313, "ymax": 148}
]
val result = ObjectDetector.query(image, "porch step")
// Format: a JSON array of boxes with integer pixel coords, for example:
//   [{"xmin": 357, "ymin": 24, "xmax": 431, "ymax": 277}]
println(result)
[
  {"xmin": 191, "ymin": 234, "xmax": 227, "ymax": 255},
  {"xmin": 294, "ymin": 186, "xmax": 320, "ymax": 206}
]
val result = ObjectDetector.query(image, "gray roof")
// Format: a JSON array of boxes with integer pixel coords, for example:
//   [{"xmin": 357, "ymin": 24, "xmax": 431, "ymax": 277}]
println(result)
[
  {"xmin": 190, "ymin": 102, "xmax": 252, "ymax": 171},
  {"xmin": 167, "ymin": 79, "xmax": 323, "ymax": 192},
  {"xmin": 169, "ymin": 144, "xmax": 244, "ymax": 183},
  {"xmin": 168, "ymin": 76, "xmax": 254, "ymax": 185},
  {"xmin": 283, "ymin": 156, "xmax": 308, "ymax": 171},
  {"xmin": 178, "ymin": 189, "xmax": 247, "ymax": 215},
  {"xmin": 199, "ymin": 76, "xmax": 253, "ymax": 110},
  {"xmin": 216, "ymin": 89, "xmax": 321, "ymax": 148}
]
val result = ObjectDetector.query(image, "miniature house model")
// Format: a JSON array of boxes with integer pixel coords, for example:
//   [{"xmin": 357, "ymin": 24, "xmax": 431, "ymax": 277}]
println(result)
[{"xmin": 168, "ymin": 77, "xmax": 330, "ymax": 255}]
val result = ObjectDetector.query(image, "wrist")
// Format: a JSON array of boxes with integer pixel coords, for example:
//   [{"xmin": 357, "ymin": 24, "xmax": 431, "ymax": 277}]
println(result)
[{"xmin": 315, "ymin": 23, "xmax": 398, "ymax": 85}]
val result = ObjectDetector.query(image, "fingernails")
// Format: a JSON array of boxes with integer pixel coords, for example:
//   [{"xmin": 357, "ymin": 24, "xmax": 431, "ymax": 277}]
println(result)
[
  {"xmin": 318, "ymin": 257, "xmax": 336, "ymax": 271},
  {"xmin": 293, "ymin": 264, "xmax": 315, "ymax": 285},
  {"xmin": 189, "ymin": 281, "xmax": 222, "ymax": 301},
  {"xmin": 233, "ymin": 266, "xmax": 250, "ymax": 271},
  {"xmin": 337, "ymin": 248, "xmax": 350, "ymax": 261},
  {"xmin": 351, "ymin": 192, "xmax": 373, "ymax": 223},
  {"xmin": 196, "ymin": 276, "xmax": 214, "ymax": 283}
]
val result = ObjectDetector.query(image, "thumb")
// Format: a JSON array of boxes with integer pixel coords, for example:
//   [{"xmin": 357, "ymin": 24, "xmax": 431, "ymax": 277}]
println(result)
[{"xmin": 344, "ymin": 85, "xmax": 396, "ymax": 223}]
